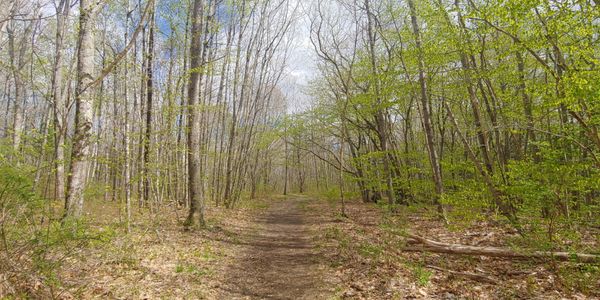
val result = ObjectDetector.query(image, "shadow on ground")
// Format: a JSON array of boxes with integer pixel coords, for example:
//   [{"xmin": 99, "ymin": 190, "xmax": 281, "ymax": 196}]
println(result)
[{"xmin": 217, "ymin": 196, "xmax": 330, "ymax": 300}]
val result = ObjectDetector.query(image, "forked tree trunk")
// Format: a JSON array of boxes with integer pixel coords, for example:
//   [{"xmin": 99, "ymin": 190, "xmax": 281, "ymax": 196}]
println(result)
[{"xmin": 364, "ymin": 0, "xmax": 396, "ymax": 207}]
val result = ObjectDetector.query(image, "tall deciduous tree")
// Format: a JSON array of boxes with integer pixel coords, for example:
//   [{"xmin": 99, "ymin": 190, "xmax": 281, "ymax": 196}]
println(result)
[
  {"xmin": 64, "ymin": 0, "xmax": 99, "ymax": 218},
  {"xmin": 51, "ymin": 0, "xmax": 71, "ymax": 202},
  {"xmin": 184, "ymin": 0, "xmax": 206, "ymax": 228}
]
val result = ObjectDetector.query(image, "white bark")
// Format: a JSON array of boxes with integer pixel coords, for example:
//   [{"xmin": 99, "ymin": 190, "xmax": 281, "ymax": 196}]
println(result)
[
  {"xmin": 64, "ymin": 0, "xmax": 98, "ymax": 218},
  {"xmin": 51, "ymin": 0, "xmax": 71, "ymax": 202}
]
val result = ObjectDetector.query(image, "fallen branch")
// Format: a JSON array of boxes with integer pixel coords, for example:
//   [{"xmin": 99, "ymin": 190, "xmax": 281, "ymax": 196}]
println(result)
[
  {"xmin": 425, "ymin": 265, "xmax": 496, "ymax": 284},
  {"xmin": 404, "ymin": 233, "xmax": 600, "ymax": 263}
]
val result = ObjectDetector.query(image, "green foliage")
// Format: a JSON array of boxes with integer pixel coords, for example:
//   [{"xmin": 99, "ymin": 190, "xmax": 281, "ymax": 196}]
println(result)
[
  {"xmin": 0, "ymin": 152, "xmax": 43, "ymax": 252},
  {"xmin": 0, "ymin": 141, "xmax": 116, "ymax": 297},
  {"xmin": 324, "ymin": 226, "xmax": 350, "ymax": 251},
  {"xmin": 193, "ymin": 245, "xmax": 220, "ymax": 262},
  {"xmin": 84, "ymin": 181, "xmax": 110, "ymax": 200},
  {"xmin": 238, "ymin": 197, "xmax": 269, "ymax": 211},
  {"xmin": 503, "ymin": 142, "xmax": 599, "ymax": 245},
  {"xmin": 321, "ymin": 187, "xmax": 341, "ymax": 203},
  {"xmin": 409, "ymin": 263, "xmax": 432, "ymax": 286}
]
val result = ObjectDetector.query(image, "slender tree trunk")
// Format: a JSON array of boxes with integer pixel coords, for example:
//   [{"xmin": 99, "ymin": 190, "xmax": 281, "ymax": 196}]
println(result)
[
  {"xmin": 143, "ymin": 7, "xmax": 155, "ymax": 206},
  {"xmin": 284, "ymin": 124, "xmax": 288, "ymax": 196},
  {"xmin": 454, "ymin": 0, "xmax": 494, "ymax": 175},
  {"xmin": 338, "ymin": 131, "xmax": 347, "ymax": 217},
  {"xmin": 51, "ymin": 0, "xmax": 70, "ymax": 202},
  {"xmin": 64, "ymin": 0, "xmax": 98, "ymax": 218},
  {"xmin": 7, "ymin": 17, "xmax": 33, "ymax": 153},
  {"xmin": 516, "ymin": 51, "xmax": 535, "ymax": 155},
  {"xmin": 184, "ymin": 0, "xmax": 205, "ymax": 229},
  {"xmin": 444, "ymin": 102, "xmax": 518, "ymax": 225},
  {"xmin": 407, "ymin": 0, "xmax": 446, "ymax": 217},
  {"xmin": 124, "ymin": 4, "xmax": 132, "ymax": 232},
  {"xmin": 364, "ymin": 0, "xmax": 396, "ymax": 207},
  {"xmin": 176, "ymin": 6, "xmax": 191, "ymax": 207}
]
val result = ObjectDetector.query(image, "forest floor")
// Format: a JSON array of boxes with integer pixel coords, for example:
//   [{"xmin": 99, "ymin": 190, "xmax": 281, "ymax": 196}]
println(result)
[
  {"xmin": 49, "ymin": 194, "xmax": 337, "ymax": 299},
  {"xmin": 14, "ymin": 194, "xmax": 598, "ymax": 299}
]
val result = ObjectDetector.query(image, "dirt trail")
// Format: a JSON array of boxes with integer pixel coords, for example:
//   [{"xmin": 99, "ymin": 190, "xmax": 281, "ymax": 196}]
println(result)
[{"xmin": 217, "ymin": 196, "xmax": 331, "ymax": 299}]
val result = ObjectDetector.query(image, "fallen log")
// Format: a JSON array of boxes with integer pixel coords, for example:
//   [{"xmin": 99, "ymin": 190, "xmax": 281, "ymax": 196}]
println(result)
[{"xmin": 403, "ymin": 233, "xmax": 600, "ymax": 263}]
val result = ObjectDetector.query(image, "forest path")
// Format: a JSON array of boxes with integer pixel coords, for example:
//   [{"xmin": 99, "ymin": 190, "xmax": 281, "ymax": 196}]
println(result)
[{"xmin": 216, "ymin": 195, "xmax": 332, "ymax": 299}]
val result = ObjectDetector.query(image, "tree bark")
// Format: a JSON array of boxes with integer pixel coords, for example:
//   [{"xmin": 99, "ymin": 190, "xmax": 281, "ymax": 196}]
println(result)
[
  {"xmin": 364, "ymin": 0, "xmax": 396, "ymax": 207},
  {"xmin": 64, "ymin": 0, "xmax": 98, "ymax": 218},
  {"xmin": 124, "ymin": 4, "xmax": 133, "ymax": 233},
  {"xmin": 7, "ymin": 12, "xmax": 34, "ymax": 153},
  {"xmin": 143, "ymin": 7, "xmax": 155, "ymax": 206},
  {"xmin": 184, "ymin": 0, "xmax": 206, "ymax": 229}
]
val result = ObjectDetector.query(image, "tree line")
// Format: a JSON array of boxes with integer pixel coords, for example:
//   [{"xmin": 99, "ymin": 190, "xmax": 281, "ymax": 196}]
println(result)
[
  {"xmin": 285, "ymin": 0, "xmax": 599, "ymax": 241},
  {"xmin": 1, "ymin": 0, "xmax": 296, "ymax": 230}
]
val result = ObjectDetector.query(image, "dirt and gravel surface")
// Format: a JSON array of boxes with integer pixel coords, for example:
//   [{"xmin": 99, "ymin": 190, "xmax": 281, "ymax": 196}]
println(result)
[{"xmin": 216, "ymin": 196, "xmax": 333, "ymax": 299}]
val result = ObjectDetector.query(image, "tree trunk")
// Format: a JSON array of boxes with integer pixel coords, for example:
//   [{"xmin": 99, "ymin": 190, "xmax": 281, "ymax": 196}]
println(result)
[
  {"xmin": 124, "ymin": 4, "xmax": 132, "ymax": 232},
  {"xmin": 407, "ymin": 0, "xmax": 446, "ymax": 217},
  {"xmin": 51, "ymin": 0, "xmax": 71, "ymax": 202},
  {"xmin": 65, "ymin": 0, "xmax": 98, "ymax": 218},
  {"xmin": 7, "ymin": 15, "xmax": 34, "ymax": 153},
  {"xmin": 405, "ymin": 233, "xmax": 599, "ymax": 263},
  {"xmin": 364, "ymin": 0, "xmax": 396, "ymax": 207},
  {"xmin": 143, "ymin": 7, "xmax": 155, "ymax": 206},
  {"xmin": 184, "ymin": 0, "xmax": 205, "ymax": 229}
]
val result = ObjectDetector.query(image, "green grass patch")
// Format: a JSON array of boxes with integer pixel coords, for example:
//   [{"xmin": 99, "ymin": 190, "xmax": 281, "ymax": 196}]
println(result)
[
  {"xmin": 358, "ymin": 242, "xmax": 383, "ymax": 259},
  {"xmin": 175, "ymin": 262, "xmax": 212, "ymax": 279},
  {"xmin": 410, "ymin": 263, "xmax": 432, "ymax": 286},
  {"xmin": 193, "ymin": 245, "xmax": 220, "ymax": 262}
]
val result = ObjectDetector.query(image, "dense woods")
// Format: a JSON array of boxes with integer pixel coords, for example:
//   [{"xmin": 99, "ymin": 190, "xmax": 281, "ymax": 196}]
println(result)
[
  {"xmin": 297, "ymin": 0, "xmax": 600, "ymax": 231},
  {"xmin": 0, "ymin": 0, "xmax": 599, "ymax": 297},
  {"xmin": 2, "ymin": 0, "xmax": 293, "ymax": 218}
]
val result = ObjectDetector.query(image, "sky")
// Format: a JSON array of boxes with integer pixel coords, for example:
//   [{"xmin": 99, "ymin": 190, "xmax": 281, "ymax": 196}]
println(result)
[
  {"xmin": 34, "ymin": 0, "xmax": 319, "ymax": 113},
  {"xmin": 280, "ymin": 0, "xmax": 318, "ymax": 113}
]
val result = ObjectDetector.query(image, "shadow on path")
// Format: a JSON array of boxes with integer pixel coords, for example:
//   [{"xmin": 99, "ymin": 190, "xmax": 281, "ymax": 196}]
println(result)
[{"xmin": 217, "ymin": 196, "xmax": 329, "ymax": 300}]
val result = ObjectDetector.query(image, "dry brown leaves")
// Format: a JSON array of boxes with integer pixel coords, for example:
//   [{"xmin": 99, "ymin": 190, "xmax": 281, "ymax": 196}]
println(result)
[
  {"xmin": 308, "ymin": 199, "xmax": 599, "ymax": 300},
  {"xmin": 53, "ymin": 199, "xmax": 271, "ymax": 299}
]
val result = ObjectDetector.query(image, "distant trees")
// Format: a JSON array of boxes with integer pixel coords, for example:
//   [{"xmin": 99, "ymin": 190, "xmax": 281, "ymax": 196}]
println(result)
[{"xmin": 0, "ymin": 0, "xmax": 598, "ymax": 296}]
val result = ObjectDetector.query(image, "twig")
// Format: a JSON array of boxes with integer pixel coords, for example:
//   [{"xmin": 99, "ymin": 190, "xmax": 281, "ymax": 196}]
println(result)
[{"xmin": 425, "ymin": 264, "xmax": 496, "ymax": 284}]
